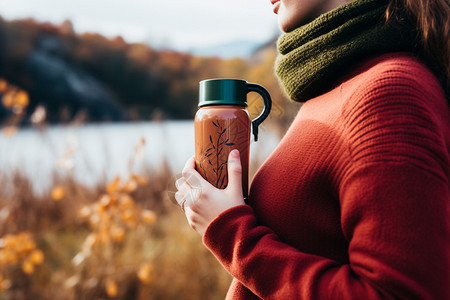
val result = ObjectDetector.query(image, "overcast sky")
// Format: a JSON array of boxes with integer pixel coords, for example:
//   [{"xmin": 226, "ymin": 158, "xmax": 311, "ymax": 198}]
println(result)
[{"xmin": 0, "ymin": 0, "xmax": 280, "ymax": 51}]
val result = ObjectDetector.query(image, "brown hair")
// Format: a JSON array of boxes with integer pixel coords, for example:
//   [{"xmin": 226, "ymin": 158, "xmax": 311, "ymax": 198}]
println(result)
[{"xmin": 386, "ymin": 0, "xmax": 450, "ymax": 96}]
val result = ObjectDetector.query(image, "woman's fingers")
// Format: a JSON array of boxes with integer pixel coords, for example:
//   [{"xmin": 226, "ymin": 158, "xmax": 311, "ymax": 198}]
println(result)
[
  {"xmin": 177, "ymin": 153, "xmax": 247, "ymax": 237},
  {"xmin": 175, "ymin": 177, "xmax": 186, "ymax": 190},
  {"xmin": 174, "ymin": 191, "xmax": 184, "ymax": 206},
  {"xmin": 181, "ymin": 156, "xmax": 203, "ymax": 189},
  {"xmin": 176, "ymin": 191, "xmax": 197, "ymax": 210},
  {"xmin": 226, "ymin": 150, "xmax": 243, "ymax": 196},
  {"xmin": 181, "ymin": 155, "xmax": 216, "ymax": 192},
  {"xmin": 175, "ymin": 178, "xmax": 199, "ymax": 209},
  {"xmin": 175, "ymin": 156, "xmax": 197, "ymax": 209},
  {"xmin": 182, "ymin": 156, "xmax": 196, "ymax": 178},
  {"xmin": 176, "ymin": 157, "xmax": 204, "ymax": 210}
]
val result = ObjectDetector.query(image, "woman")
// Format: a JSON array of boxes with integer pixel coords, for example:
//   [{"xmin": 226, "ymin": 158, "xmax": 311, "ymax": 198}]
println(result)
[{"xmin": 176, "ymin": 0, "xmax": 449, "ymax": 298}]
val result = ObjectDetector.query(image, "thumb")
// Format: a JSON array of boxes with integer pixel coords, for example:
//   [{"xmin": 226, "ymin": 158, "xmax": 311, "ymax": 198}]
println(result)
[{"xmin": 226, "ymin": 149, "xmax": 243, "ymax": 195}]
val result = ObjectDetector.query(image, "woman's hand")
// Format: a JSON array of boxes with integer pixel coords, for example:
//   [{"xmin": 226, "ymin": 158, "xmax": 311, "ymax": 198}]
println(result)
[{"xmin": 175, "ymin": 149, "xmax": 246, "ymax": 236}]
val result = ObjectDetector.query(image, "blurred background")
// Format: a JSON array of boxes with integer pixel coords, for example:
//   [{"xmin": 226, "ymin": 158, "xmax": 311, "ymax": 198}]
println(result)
[{"xmin": 0, "ymin": 0, "xmax": 301, "ymax": 299}]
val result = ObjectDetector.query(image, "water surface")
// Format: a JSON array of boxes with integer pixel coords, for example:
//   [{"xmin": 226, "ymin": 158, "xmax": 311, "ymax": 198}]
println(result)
[{"xmin": 0, "ymin": 121, "xmax": 280, "ymax": 193}]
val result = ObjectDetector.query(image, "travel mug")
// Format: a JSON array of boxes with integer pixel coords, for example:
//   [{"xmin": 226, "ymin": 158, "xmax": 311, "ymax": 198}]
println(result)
[{"xmin": 194, "ymin": 78, "xmax": 271, "ymax": 197}]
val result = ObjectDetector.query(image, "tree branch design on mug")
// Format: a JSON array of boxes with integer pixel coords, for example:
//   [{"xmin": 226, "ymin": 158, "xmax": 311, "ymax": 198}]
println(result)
[{"xmin": 198, "ymin": 120, "xmax": 234, "ymax": 189}]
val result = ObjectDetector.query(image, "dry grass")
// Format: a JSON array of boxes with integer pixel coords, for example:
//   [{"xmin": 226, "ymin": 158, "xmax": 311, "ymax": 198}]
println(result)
[{"xmin": 0, "ymin": 164, "xmax": 232, "ymax": 299}]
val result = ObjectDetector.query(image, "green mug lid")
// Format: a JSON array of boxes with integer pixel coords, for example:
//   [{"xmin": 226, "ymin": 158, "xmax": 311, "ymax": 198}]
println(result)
[{"xmin": 199, "ymin": 78, "xmax": 248, "ymax": 107}]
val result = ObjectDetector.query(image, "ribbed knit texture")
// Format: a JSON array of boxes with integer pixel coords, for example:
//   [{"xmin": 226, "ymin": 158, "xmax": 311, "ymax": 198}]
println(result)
[
  {"xmin": 203, "ymin": 53, "xmax": 450, "ymax": 299},
  {"xmin": 275, "ymin": 0, "xmax": 414, "ymax": 102}
]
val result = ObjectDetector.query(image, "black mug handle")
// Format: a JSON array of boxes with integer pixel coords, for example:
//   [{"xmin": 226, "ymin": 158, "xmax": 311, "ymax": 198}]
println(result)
[{"xmin": 246, "ymin": 83, "xmax": 272, "ymax": 141}]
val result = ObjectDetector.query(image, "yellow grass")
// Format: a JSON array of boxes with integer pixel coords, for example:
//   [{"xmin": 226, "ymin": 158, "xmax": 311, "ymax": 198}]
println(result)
[{"xmin": 0, "ymin": 166, "xmax": 232, "ymax": 299}]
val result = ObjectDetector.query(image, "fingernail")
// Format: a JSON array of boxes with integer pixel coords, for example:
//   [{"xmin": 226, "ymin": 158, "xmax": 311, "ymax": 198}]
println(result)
[{"xmin": 231, "ymin": 149, "xmax": 239, "ymax": 159}]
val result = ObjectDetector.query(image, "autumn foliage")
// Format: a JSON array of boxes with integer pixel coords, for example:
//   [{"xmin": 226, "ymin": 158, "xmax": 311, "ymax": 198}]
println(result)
[
  {"xmin": 0, "ymin": 128, "xmax": 231, "ymax": 299},
  {"xmin": 0, "ymin": 17, "xmax": 299, "ymax": 126}
]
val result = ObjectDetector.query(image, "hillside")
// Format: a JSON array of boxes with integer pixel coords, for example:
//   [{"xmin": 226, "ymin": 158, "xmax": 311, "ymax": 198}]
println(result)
[{"xmin": 0, "ymin": 17, "xmax": 299, "ymax": 128}]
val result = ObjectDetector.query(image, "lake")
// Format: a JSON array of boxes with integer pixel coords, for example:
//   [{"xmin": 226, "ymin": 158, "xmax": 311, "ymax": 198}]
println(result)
[{"xmin": 0, "ymin": 121, "xmax": 280, "ymax": 193}]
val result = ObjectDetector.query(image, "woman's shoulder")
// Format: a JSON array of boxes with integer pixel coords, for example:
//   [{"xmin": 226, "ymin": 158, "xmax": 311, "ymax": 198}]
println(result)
[
  {"xmin": 360, "ymin": 52, "xmax": 433, "ymax": 75},
  {"xmin": 338, "ymin": 52, "xmax": 449, "ymax": 169},
  {"xmin": 341, "ymin": 52, "xmax": 448, "ymax": 113}
]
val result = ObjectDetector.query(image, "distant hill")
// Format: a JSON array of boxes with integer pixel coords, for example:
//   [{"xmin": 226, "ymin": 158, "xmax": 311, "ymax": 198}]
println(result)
[{"xmin": 0, "ymin": 17, "xmax": 291, "ymax": 126}]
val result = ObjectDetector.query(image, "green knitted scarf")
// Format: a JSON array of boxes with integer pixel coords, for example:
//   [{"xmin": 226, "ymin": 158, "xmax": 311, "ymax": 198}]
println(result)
[{"xmin": 275, "ymin": 0, "xmax": 415, "ymax": 102}]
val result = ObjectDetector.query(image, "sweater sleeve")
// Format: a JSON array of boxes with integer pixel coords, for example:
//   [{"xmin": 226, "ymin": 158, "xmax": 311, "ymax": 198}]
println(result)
[{"xmin": 203, "ymin": 63, "xmax": 450, "ymax": 299}]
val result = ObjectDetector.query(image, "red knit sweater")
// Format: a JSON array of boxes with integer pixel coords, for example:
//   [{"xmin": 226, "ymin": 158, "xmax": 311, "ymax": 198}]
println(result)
[{"xmin": 203, "ymin": 53, "xmax": 450, "ymax": 299}]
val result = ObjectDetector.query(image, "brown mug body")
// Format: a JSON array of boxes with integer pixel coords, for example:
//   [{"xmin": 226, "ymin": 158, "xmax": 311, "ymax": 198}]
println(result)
[{"xmin": 194, "ymin": 105, "xmax": 250, "ymax": 197}]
